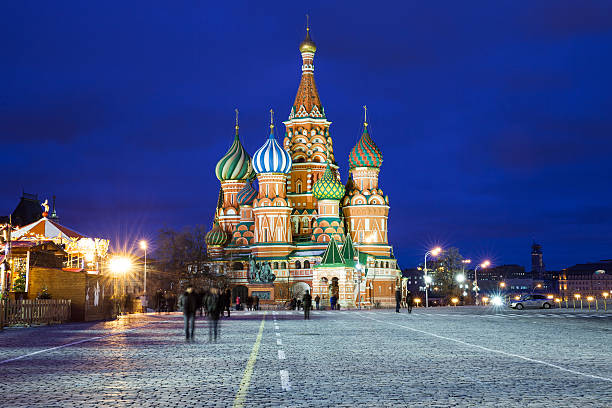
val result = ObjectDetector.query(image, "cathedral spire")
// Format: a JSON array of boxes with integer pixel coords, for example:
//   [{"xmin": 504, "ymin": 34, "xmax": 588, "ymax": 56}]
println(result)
[
  {"xmin": 292, "ymin": 19, "xmax": 323, "ymax": 119},
  {"xmin": 235, "ymin": 108, "xmax": 239, "ymax": 137}
]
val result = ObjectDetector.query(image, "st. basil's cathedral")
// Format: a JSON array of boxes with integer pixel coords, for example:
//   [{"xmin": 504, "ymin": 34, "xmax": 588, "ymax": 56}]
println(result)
[{"xmin": 205, "ymin": 27, "xmax": 400, "ymax": 307}]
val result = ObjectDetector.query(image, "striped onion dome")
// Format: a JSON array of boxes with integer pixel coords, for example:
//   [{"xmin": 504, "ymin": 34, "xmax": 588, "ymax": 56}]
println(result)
[
  {"xmin": 349, "ymin": 126, "xmax": 383, "ymax": 169},
  {"xmin": 215, "ymin": 129, "xmax": 254, "ymax": 181},
  {"xmin": 313, "ymin": 164, "xmax": 344, "ymax": 200},
  {"xmin": 205, "ymin": 222, "xmax": 228, "ymax": 246},
  {"xmin": 237, "ymin": 180, "xmax": 257, "ymax": 206},
  {"xmin": 252, "ymin": 127, "xmax": 292, "ymax": 174}
]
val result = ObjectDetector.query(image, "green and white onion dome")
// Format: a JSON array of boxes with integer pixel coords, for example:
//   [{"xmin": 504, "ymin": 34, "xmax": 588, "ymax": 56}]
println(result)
[
  {"xmin": 215, "ymin": 130, "xmax": 254, "ymax": 181},
  {"xmin": 205, "ymin": 222, "xmax": 228, "ymax": 246},
  {"xmin": 348, "ymin": 126, "xmax": 383, "ymax": 169},
  {"xmin": 313, "ymin": 165, "xmax": 344, "ymax": 200}
]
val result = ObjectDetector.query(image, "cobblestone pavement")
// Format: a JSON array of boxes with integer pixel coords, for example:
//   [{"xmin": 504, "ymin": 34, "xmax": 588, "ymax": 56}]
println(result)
[{"xmin": 0, "ymin": 307, "xmax": 610, "ymax": 407}]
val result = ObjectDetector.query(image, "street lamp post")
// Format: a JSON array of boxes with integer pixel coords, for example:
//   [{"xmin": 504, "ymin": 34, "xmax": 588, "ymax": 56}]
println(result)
[
  {"xmin": 473, "ymin": 260, "xmax": 490, "ymax": 305},
  {"xmin": 109, "ymin": 256, "xmax": 132, "ymax": 315},
  {"xmin": 424, "ymin": 247, "xmax": 442, "ymax": 308},
  {"xmin": 140, "ymin": 241, "xmax": 148, "ymax": 313},
  {"xmin": 354, "ymin": 263, "xmax": 364, "ymax": 309}
]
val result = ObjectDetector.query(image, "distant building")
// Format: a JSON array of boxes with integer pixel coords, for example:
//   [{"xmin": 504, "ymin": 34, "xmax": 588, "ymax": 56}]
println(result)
[
  {"xmin": 559, "ymin": 260, "xmax": 612, "ymax": 299},
  {"xmin": 531, "ymin": 242, "xmax": 545, "ymax": 279},
  {"xmin": 402, "ymin": 268, "xmax": 424, "ymax": 294}
]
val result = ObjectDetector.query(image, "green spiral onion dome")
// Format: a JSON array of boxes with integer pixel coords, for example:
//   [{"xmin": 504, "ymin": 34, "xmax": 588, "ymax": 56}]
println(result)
[
  {"xmin": 348, "ymin": 125, "xmax": 383, "ymax": 168},
  {"xmin": 205, "ymin": 222, "xmax": 228, "ymax": 246},
  {"xmin": 215, "ymin": 129, "xmax": 254, "ymax": 181},
  {"xmin": 313, "ymin": 164, "xmax": 344, "ymax": 200}
]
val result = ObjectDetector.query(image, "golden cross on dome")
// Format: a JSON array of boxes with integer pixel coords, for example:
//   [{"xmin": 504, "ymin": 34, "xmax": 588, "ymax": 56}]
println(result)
[
  {"xmin": 235, "ymin": 108, "xmax": 239, "ymax": 133},
  {"xmin": 306, "ymin": 14, "xmax": 310, "ymax": 33},
  {"xmin": 270, "ymin": 108, "xmax": 275, "ymax": 130},
  {"xmin": 363, "ymin": 105, "xmax": 368, "ymax": 128}
]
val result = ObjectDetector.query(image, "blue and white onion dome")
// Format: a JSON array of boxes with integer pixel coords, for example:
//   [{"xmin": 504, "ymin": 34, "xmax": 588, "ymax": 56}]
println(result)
[{"xmin": 252, "ymin": 120, "xmax": 292, "ymax": 174}]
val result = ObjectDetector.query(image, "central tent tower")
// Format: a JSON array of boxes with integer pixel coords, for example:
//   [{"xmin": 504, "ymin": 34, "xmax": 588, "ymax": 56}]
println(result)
[{"xmin": 283, "ymin": 24, "xmax": 337, "ymax": 239}]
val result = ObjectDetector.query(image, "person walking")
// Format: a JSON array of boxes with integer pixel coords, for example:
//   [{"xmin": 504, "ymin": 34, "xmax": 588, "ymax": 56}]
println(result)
[
  {"xmin": 330, "ymin": 295, "xmax": 336, "ymax": 311},
  {"xmin": 235, "ymin": 295, "xmax": 241, "ymax": 311},
  {"xmin": 406, "ymin": 290, "xmax": 413, "ymax": 313},
  {"xmin": 314, "ymin": 294, "xmax": 320, "ymax": 310},
  {"xmin": 179, "ymin": 286, "xmax": 198, "ymax": 341},
  {"xmin": 303, "ymin": 290, "xmax": 312, "ymax": 320},
  {"xmin": 254, "ymin": 295, "xmax": 260, "ymax": 311},
  {"xmin": 206, "ymin": 288, "xmax": 222, "ymax": 342},
  {"xmin": 223, "ymin": 289, "xmax": 231, "ymax": 318},
  {"xmin": 395, "ymin": 288, "xmax": 402, "ymax": 313}
]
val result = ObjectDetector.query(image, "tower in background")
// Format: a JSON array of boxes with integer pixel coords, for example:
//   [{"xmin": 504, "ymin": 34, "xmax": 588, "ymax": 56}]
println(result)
[{"xmin": 531, "ymin": 242, "xmax": 545, "ymax": 279}]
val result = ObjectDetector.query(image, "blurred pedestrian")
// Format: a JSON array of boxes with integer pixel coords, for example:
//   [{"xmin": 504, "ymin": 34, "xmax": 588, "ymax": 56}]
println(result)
[
  {"xmin": 224, "ymin": 289, "xmax": 232, "ymax": 317},
  {"xmin": 246, "ymin": 295, "xmax": 253, "ymax": 311},
  {"xmin": 155, "ymin": 289, "xmax": 164, "ymax": 314},
  {"xmin": 330, "ymin": 295, "xmax": 336, "ymax": 310},
  {"xmin": 303, "ymin": 290, "xmax": 312, "ymax": 320},
  {"xmin": 206, "ymin": 288, "xmax": 222, "ymax": 342},
  {"xmin": 395, "ymin": 288, "xmax": 402, "ymax": 313},
  {"xmin": 254, "ymin": 295, "xmax": 259, "ymax": 311},
  {"xmin": 314, "ymin": 295, "xmax": 320, "ymax": 310},
  {"xmin": 236, "ymin": 295, "xmax": 241, "ymax": 311},
  {"xmin": 179, "ymin": 286, "xmax": 198, "ymax": 341},
  {"xmin": 406, "ymin": 291, "xmax": 413, "ymax": 313}
]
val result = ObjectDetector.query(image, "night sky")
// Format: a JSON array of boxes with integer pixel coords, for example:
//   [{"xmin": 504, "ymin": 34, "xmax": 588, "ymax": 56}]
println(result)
[{"xmin": 2, "ymin": 1, "xmax": 611, "ymax": 270}]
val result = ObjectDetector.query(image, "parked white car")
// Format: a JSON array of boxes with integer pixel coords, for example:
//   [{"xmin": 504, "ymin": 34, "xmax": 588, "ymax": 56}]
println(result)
[{"xmin": 509, "ymin": 294, "xmax": 553, "ymax": 310}]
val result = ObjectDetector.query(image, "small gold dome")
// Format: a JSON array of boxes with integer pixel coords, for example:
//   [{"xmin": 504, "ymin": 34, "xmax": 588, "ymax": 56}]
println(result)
[{"xmin": 299, "ymin": 30, "xmax": 317, "ymax": 53}]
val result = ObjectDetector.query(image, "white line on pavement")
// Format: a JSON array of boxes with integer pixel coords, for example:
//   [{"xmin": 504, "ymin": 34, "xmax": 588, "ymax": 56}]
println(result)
[
  {"xmin": 0, "ymin": 327, "xmax": 136, "ymax": 365},
  {"xmin": 276, "ymin": 332, "xmax": 280, "ymax": 337},
  {"xmin": 280, "ymin": 370, "xmax": 292, "ymax": 391},
  {"xmin": 360, "ymin": 313, "xmax": 612, "ymax": 383},
  {"xmin": 277, "ymin": 339, "xmax": 282, "ymax": 345},
  {"xmin": 278, "ymin": 350, "xmax": 286, "ymax": 360}
]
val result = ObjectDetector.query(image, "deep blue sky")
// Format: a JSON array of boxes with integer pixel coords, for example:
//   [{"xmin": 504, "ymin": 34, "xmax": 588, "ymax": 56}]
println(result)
[{"xmin": 2, "ymin": 1, "xmax": 611, "ymax": 270}]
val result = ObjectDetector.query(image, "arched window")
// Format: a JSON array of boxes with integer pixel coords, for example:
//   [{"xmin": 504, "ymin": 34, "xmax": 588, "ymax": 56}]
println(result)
[
  {"xmin": 273, "ymin": 262, "xmax": 279, "ymax": 269},
  {"xmin": 281, "ymin": 262, "xmax": 287, "ymax": 269},
  {"xmin": 304, "ymin": 260, "xmax": 310, "ymax": 269},
  {"xmin": 295, "ymin": 260, "xmax": 302, "ymax": 269},
  {"xmin": 233, "ymin": 262, "xmax": 243, "ymax": 270},
  {"xmin": 296, "ymin": 179, "xmax": 302, "ymax": 194},
  {"xmin": 385, "ymin": 262, "xmax": 389, "ymax": 268}
]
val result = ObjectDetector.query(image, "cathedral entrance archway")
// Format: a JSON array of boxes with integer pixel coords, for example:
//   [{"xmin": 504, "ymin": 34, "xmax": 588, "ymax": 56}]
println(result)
[
  {"xmin": 330, "ymin": 277, "xmax": 339, "ymax": 299},
  {"xmin": 291, "ymin": 281, "xmax": 310, "ymax": 299}
]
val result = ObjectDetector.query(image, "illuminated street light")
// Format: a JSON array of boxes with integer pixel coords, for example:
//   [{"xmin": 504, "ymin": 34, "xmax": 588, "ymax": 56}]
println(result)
[
  {"xmin": 473, "ymin": 260, "xmax": 490, "ymax": 304},
  {"xmin": 109, "ymin": 256, "xmax": 132, "ymax": 275},
  {"xmin": 451, "ymin": 297, "xmax": 459, "ymax": 306},
  {"xmin": 499, "ymin": 282, "xmax": 506, "ymax": 288},
  {"xmin": 482, "ymin": 296, "xmax": 489, "ymax": 305},
  {"xmin": 603, "ymin": 292, "xmax": 609, "ymax": 311},
  {"xmin": 423, "ymin": 247, "xmax": 442, "ymax": 308},
  {"xmin": 414, "ymin": 298, "xmax": 421, "ymax": 307},
  {"xmin": 491, "ymin": 296, "xmax": 503, "ymax": 306},
  {"xmin": 456, "ymin": 274, "xmax": 465, "ymax": 284},
  {"xmin": 586, "ymin": 296, "xmax": 594, "ymax": 311},
  {"xmin": 139, "ymin": 240, "xmax": 148, "ymax": 312}
]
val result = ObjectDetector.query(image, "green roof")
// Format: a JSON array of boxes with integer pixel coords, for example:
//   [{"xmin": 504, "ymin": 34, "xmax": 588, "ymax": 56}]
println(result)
[
  {"xmin": 342, "ymin": 235, "xmax": 357, "ymax": 266},
  {"xmin": 319, "ymin": 239, "xmax": 345, "ymax": 266}
]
